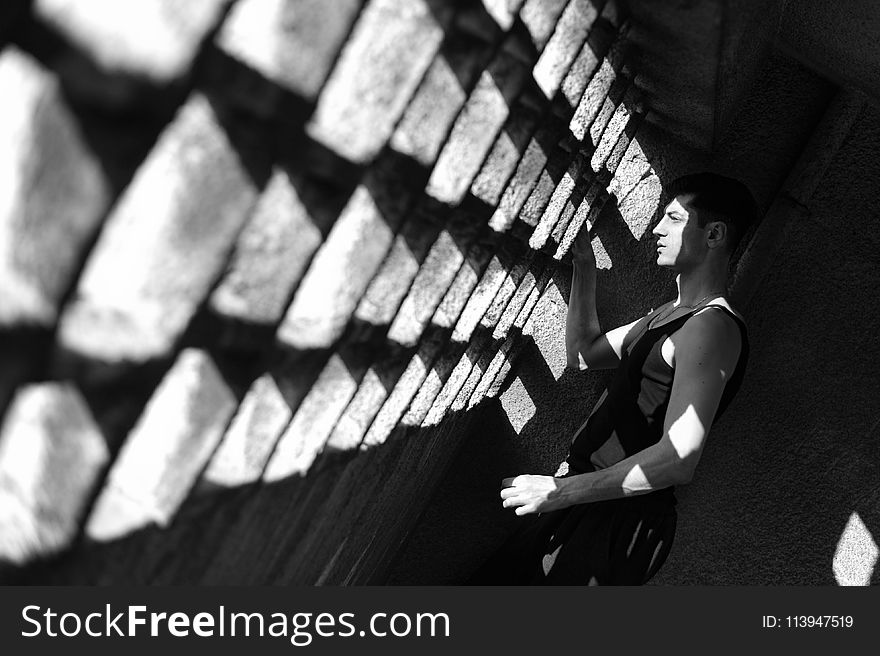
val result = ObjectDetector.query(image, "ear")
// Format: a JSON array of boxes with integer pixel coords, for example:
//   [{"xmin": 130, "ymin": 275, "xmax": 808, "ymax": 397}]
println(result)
[{"xmin": 706, "ymin": 221, "xmax": 727, "ymax": 248}]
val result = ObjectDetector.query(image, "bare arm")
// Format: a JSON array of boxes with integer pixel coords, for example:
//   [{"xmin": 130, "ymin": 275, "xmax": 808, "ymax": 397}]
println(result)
[
  {"xmin": 566, "ymin": 229, "xmax": 648, "ymax": 370},
  {"xmin": 502, "ymin": 308, "xmax": 742, "ymax": 514}
]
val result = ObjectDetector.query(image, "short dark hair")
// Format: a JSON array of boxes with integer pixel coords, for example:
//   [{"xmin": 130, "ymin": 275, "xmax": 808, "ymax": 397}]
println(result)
[{"xmin": 667, "ymin": 172, "xmax": 758, "ymax": 255}]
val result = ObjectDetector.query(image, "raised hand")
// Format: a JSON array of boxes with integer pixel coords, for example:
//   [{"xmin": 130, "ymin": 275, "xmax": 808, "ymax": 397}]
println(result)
[{"xmin": 569, "ymin": 224, "xmax": 596, "ymax": 266}]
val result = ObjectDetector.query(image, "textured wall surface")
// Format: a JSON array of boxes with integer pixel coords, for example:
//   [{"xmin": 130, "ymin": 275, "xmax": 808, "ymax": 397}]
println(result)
[
  {"xmin": 0, "ymin": 1, "xmax": 876, "ymax": 586},
  {"xmin": 777, "ymin": 0, "xmax": 880, "ymax": 102}
]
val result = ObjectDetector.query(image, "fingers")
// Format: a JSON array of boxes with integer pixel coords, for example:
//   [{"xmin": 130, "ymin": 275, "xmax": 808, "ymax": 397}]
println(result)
[
  {"xmin": 501, "ymin": 487, "xmax": 535, "ymax": 512},
  {"xmin": 500, "ymin": 487, "xmax": 517, "ymax": 500},
  {"xmin": 501, "ymin": 495, "xmax": 534, "ymax": 514},
  {"xmin": 500, "ymin": 487, "xmax": 525, "ymax": 503},
  {"xmin": 500, "ymin": 486, "xmax": 525, "ymax": 505},
  {"xmin": 502, "ymin": 474, "xmax": 534, "ymax": 488}
]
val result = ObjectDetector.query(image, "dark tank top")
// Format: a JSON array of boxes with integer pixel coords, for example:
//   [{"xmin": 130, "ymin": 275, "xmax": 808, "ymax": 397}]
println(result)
[{"xmin": 565, "ymin": 302, "xmax": 750, "ymax": 497}]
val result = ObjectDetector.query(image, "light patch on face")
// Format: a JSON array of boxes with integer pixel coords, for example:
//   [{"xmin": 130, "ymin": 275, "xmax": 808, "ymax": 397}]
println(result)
[
  {"xmin": 667, "ymin": 404, "xmax": 706, "ymax": 459},
  {"xmin": 653, "ymin": 196, "xmax": 701, "ymax": 270},
  {"xmin": 833, "ymin": 511, "xmax": 878, "ymax": 586}
]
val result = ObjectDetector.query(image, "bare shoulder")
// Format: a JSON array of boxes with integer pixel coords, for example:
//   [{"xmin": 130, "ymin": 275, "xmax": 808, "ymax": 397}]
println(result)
[
  {"xmin": 693, "ymin": 297, "xmax": 745, "ymax": 325},
  {"xmin": 675, "ymin": 301, "xmax": 743, "ymax": 365}
]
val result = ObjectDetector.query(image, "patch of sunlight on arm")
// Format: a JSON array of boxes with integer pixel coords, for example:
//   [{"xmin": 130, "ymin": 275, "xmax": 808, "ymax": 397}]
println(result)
[
  {"xmin": 667, "ymin": 404, "xmax": 706, "ymax": 459},
  {"xmin": 622, "ymin": 464, "xmax": 650, "ymax": 495}
]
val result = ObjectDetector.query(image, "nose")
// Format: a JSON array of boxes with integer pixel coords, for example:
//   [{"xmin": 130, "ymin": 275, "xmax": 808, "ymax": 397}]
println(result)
[{"xmin": 652, "ymin": 220, "xmax": 665, "ymax": 237}]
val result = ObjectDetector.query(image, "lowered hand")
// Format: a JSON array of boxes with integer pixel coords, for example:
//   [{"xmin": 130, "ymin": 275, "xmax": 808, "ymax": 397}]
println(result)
[{"xmin": 500, "ymin": 475, "xmax": 569, "ymax": 515}]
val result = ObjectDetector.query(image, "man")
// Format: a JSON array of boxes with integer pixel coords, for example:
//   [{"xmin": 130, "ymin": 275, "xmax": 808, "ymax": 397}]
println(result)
[{"xmin": 494, "ymin": 172, "xmax": 757, "ymax": 585}]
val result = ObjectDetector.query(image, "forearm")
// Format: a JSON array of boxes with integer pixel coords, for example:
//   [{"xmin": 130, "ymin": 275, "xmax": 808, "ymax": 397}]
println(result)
[
  {"xmin": 557, "ymin": 439, "xmax": 690, "ymax": 506},
  {"xmin": 565, "ymin": 260, "xmax": 602, "ymax": 366},
  {"xmin": 502, "ymin": 439, "xmax": 696, "ymax": 515}
]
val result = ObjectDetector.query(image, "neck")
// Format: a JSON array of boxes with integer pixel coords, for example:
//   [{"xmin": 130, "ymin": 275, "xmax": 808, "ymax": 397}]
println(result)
[{"xmin": 673, "ymin": 268, "xmax": 728, "ymax": 307}]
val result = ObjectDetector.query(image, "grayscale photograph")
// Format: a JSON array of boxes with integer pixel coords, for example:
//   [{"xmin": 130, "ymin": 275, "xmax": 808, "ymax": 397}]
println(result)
[{"xmin": 0, "ymin": 0, "xmax": 877, "ymax": 592}]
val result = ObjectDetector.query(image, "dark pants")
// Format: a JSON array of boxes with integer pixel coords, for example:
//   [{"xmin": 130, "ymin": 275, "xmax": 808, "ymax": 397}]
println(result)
[{"xmin": 469, "ymin": 494, "xmax": 677, "ymax": 585}]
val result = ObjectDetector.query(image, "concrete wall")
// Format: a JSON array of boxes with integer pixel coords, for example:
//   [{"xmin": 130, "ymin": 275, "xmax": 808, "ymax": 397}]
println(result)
[{"xmin": 778, "ymin": 0, "xmax": 880, "ymax": 103}]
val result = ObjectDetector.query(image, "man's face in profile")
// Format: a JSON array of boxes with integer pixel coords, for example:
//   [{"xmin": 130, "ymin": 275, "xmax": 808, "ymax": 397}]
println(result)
[{"xmin": 652, "ymin": 193, "xmax": 706, "ymax": 271}]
